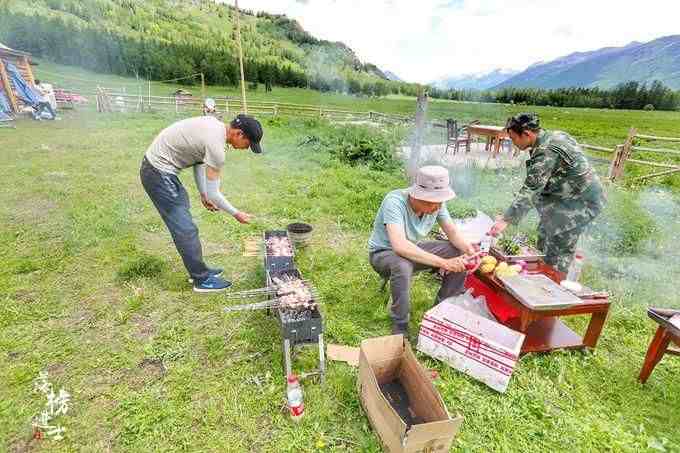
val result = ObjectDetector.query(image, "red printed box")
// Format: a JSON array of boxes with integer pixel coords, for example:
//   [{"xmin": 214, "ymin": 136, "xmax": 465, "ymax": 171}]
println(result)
[{"xmin": 417, "ymin": 303, "xmax": 525, "ymax": 393}]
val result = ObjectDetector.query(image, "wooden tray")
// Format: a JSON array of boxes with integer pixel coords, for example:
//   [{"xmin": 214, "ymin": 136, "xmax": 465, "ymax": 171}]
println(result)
[
  {"xmin": 490, "ymin": 245, "xmax": 545, "ymax": 263},
  {"xmin": 498, "ymin": 274, "xmax": 583, "ymax": 311}
]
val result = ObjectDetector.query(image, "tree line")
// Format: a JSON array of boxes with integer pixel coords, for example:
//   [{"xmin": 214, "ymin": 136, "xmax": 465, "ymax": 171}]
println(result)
[
  {"xmin": 0, "ymin": 1, "xmax": 416, "ymax": 95},
  {"xmin": 2, "ymin": 1, "xmax": 677, "ymax": 109},
  {"xmin": 428, "ymin": 81, "xmax": 680, "ymax": 111}
]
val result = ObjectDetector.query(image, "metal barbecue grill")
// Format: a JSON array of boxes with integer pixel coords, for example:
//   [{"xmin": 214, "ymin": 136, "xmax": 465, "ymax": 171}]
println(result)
[{"xmin": 226, "ymin": 229, "xmax": 325, "ymax": 381}]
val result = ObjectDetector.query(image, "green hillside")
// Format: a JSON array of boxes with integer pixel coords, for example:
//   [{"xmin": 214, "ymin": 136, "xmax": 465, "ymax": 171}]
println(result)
[{"xmin": 0, "ymin": 0, "xmax": 420, "ymax": 96}]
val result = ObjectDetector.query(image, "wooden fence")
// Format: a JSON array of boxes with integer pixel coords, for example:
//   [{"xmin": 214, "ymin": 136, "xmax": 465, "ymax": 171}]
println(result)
[
  {"xmin": 606, "ymin": 128, "xmax": 680, "ymax": 182},
  {"xmin": 76, "ymin": 85, "xmax": 680, "ymax": 183},
  {"xmin": 90, "ymin": 88, "xmax": 411, "ymax": 124}
]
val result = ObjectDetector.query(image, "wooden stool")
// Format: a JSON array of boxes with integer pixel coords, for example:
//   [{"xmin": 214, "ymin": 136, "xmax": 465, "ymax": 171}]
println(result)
[{"xmin": 639, "ymin": 308, "xmax": 680, "ymax": 384}]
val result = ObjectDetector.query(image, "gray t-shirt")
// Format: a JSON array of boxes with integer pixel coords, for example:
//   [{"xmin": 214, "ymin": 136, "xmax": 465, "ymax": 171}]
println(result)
[
  {"xmin": 368, "ymin": 189, "xmax": 452, "ymax": 253},
  {"xmin": 145, "ymin": 116, "xmax": 226, "ymax": 174}
]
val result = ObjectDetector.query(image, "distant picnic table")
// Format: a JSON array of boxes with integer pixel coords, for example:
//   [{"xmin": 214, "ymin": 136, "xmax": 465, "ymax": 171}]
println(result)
[{"xmin": 467, "ymin": 124, "xmax": 511, "ymax": 157}]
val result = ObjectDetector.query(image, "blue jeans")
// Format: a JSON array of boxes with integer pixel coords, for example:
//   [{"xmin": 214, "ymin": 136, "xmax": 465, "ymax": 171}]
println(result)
[
  {"xmin": 33, "ymin": 101, "xmax": 56, "ymax": 120},
  {"xmin": 140, "ymin": 157, "xmax": 210, "ymax": 281}
]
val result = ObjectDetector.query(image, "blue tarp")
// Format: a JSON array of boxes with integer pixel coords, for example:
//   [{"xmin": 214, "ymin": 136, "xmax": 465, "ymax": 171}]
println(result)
[
  {"xmin": 3, "ymin": 60, "xmax": 40, "ymax": 106},
  {"xmin": 0, "ymin": 90, "xmax": 12, "ymax": 121}
]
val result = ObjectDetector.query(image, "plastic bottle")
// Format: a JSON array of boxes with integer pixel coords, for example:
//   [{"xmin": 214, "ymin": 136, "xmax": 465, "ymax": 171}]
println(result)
[
  {"xmin": 566, "ymin": 251, "xmax": 585, "ymax": 282},
  {"xmin": 480, "ymin": 234, "xmax": 493, "ymax": 255},
  {"xmin": 286, "ymin": 374, "xmax": 304, "ymax": 422}
]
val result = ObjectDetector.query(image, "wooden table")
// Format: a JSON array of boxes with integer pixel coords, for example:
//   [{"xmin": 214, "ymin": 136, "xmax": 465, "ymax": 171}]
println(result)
[
  {"xmin": 472, "ymin": 263, "xmax": 610, "ymax": 355},
  {"xmin": 466, "ymin": 124, "xmax": 510, "ymax": 157},
  {"xmin": 639, "ymin": 308, "xmax": 680, "ymax": 383}
]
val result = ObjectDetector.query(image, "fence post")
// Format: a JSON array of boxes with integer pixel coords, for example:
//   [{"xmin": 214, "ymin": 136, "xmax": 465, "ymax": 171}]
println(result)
[{"xmin": 608, "ymin": 127, "xmax": 637, "ymax": 182}]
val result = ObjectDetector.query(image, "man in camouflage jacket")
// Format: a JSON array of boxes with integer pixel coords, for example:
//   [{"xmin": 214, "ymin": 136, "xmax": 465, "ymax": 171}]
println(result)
[{"xmin": 490, "ymin": 113, "xmax": 606, "ymax": 272}]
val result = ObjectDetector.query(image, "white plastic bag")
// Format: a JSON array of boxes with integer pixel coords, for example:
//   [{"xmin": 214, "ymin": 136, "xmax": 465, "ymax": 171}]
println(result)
[{"xmin": 441, "ymin": 289, "xmax": 494, "ymax": 321}]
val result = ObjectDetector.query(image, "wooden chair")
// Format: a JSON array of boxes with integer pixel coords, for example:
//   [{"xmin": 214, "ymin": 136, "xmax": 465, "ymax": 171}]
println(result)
[
  {"xmin": 639, "ymin": 308, "xmax": 680, "ymax": 383},
  {"xmin": 445, "ymin": 119, "xmax": 471, "ymax": 155}
]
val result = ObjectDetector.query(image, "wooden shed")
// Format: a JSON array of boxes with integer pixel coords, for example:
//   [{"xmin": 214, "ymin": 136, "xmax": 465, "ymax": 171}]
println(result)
[{"xmin": 0, "ymin": 42, "xmax": 36, "ymax": 114}]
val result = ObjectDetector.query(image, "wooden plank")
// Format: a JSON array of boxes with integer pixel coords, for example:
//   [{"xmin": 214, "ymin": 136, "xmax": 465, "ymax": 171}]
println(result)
[
  {"xmin": 632, "ymin": 146, "xmax": 680, "ymax": 156},
  {"xmin": 22, "ymin": 56, "xmax": 35, "ymax": 85},
  {"xmin": 0, "ymin": 59, "xmax": 18, "ymax": 113},
  {"xmin": 636, "ymin": 134, "xmax": 680, "ymax": 143},
  {"xmin": 627, "ymin": 159, "xmax": 680, "ymax": 169},
  {"xmin": 633, "ymin": 168, "xmax": 680, "ymax": 182},
  {"xmin": 579, "ymin": 143, "xmax": 615, "ymax": 153}
]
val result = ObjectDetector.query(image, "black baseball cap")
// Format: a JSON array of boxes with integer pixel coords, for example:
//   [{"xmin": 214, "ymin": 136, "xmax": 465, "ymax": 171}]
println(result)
[{"xmin": 232, "ymin": 114, "xmax": 264, "ymax": 154}]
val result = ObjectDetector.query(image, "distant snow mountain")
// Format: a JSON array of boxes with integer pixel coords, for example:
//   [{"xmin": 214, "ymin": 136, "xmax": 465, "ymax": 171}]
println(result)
[
  {"xmin": 494, "ymin": 35, "xmax": 680, "ymax": 90},
  {"xmin": 384, "ymin": 70, "xmax": 404, "ymax": 82},
  {"xmin": 432, "ymin": 68, "xmax": 520, "ymax": 90}
]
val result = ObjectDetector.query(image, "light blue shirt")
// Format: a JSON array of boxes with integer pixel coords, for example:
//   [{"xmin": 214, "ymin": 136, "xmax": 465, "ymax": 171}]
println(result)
[{"xmin": 368, "ymin": 189, "xmax": 452, "ymax": 253}]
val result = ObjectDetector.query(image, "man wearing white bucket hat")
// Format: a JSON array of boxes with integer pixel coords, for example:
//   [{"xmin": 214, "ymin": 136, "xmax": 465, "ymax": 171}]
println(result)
[{"xmin": 368, "ymin": 165, "xmax": 478, "ymax": 338}]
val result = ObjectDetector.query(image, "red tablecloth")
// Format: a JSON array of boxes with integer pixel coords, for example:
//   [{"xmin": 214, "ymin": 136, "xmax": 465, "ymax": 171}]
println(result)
[{"xmin": 465, "ymin": 273, "xmax": 520, "ymax": 323}]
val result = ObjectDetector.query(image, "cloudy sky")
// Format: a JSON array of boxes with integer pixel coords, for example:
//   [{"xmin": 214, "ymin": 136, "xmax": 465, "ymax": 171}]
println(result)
[{"xmin": 237, "ymin": 0, "xmax": 680, "ymax": 83}]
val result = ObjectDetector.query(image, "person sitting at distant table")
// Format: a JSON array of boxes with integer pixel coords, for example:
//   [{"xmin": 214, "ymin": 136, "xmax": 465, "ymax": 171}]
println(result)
[
  {"xmin": 203, "ymin": 98, "xmax": 217, "ymax": 116},
  {"xmin": 368, "ymin": 165, "xmax": 479, "ymax": 339}
]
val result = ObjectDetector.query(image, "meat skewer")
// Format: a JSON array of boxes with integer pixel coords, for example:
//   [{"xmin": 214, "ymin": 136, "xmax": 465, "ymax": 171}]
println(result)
[
  {"xmin": 223, "ymin": 275, "xmax": 321, "ymax": 312},
  {"xmin": 264, "ymin": 237, "xmax": 294, "ymax": 257}
]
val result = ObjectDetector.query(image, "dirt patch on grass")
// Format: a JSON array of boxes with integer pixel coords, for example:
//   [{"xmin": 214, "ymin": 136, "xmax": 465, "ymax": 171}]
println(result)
[
  {"xmin": 9, "ymin": 198, "xmax": 58, "ymax": 226},
  {"xmin": 64, "ymin": 309, "xmax": 97, "ymax": 330},
  {"xmin": 8, "ymin": 435, "xmax": 39, "ymax": 453},
  {"xmin": 12, "ymin": 288, "xmax": 39, "ymax": 303},
  {"xmin": 131, "ymin": 315, "xmax": 156, "ymax": 340},
  {"xmin": 123, "ymin": 358, "xmax": 167, "ymax": 389},
  {"xmin": 46, "ymin": 362, "xmax": 68, "ymax": 377}
]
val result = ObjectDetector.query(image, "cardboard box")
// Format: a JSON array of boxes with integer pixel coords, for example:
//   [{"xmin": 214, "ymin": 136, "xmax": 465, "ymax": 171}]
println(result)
[
  {"xmin": 358, "ymin": 335, "xmax": 463, "ymax": 453},
  {"xmin": 417, "ymin": 303, "xmax": 525, "ymax": 393}
]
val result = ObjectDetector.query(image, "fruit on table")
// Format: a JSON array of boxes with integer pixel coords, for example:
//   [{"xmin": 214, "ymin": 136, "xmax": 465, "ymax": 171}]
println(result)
[
  {"xmin": 494, "ymin": 261, "xmax": 521, "ymax": 278},
  {"xmin": 481, "ymin": 256, "xmax": 497, "ymax": 266},
  {"xmin": 479, "ymin": 255, "xmax": 498, "ymax": 274}
]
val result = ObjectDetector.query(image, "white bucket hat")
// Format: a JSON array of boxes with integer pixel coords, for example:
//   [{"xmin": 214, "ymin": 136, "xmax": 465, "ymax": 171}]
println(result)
[{"xmin": 408, "ymin": 165, "xmax": 456, "ymax": 203}]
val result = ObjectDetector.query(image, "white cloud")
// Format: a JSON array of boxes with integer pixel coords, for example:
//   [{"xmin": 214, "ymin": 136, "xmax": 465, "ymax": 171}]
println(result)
[{"xmin": 236, "ymin": 0, "xmax": 680, "ymax": 83}]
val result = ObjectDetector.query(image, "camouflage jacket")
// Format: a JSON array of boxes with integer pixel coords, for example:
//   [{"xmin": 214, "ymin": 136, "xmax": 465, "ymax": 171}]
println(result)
[{"xmin": 504, "ymin": 130, "xmax": 605, "ymax": 236}]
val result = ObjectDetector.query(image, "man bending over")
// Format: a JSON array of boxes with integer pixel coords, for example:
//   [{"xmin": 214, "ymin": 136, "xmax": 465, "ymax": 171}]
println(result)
[{"xmin": 140, "ymin": 114, "xmax": 263, "ymax": 292}]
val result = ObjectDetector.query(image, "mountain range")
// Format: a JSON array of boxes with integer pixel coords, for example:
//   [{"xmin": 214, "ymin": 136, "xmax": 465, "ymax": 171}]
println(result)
[
  {"xmin": 432, "ymin": 68, "xmax": 519, "ymax": 90},
  {"xmin": 384, "ymin": 71, "xmax": 403, "ymax": 82},
  {"xmin": 435, "ymin": 35, "xmax": 680, "ymax": 91},
  {"xmin": 497, "ymin": 35, "xmax": 680, "ymax": 90}
]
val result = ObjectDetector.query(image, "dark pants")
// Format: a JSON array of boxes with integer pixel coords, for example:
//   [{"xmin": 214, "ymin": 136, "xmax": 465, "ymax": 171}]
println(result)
[
  {"xmin": 140, "ymin": 157, "xmax": 210, "ymax": 281},
  {"xmin": 369, "ymin": 241, "xmax": 467, "ymax": 325},
  {"xmin": 34, "ymin": 101, "xmax": 56, "ymax": 120}
]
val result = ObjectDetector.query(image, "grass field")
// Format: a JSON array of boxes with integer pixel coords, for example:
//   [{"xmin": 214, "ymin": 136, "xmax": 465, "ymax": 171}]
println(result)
[
  {"xmin": 35, "ymin": 60, "xmax": 680, "ymax": 186},
  {"xmin": 36, "ymin": 60, "xmax": 680, "ymax": 145},
  {"xmin": 1, "ymin": 65, "xmax": 680, "ymax": 452}
]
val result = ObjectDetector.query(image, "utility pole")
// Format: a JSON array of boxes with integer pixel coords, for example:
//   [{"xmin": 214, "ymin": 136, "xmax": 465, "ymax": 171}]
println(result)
[
  {"xmin": 408, "ymin": 86, "xmax": 429, "ymax": 182},
  {"xmin": 147, "ymin": 73, "xmax": 151, "ymax": 111},
  {"xmin": 234, "ymin": 0, "xmax": 248, "ymax": 113},
  {"xmin": 201, "ymin": 72, "xmax": 205, "ymax": 99}
]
